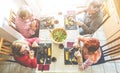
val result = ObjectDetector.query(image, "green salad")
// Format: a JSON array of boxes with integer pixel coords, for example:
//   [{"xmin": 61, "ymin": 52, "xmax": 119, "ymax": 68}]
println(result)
[{"xmin": 52, "ymin": 29, "xmax": 67, "ymax": 42}]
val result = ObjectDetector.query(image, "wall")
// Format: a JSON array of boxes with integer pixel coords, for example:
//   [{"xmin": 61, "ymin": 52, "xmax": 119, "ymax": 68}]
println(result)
[
  {"xmin": 0, "ymin": 0, "xmax": 26, "ymax": 42},
  {"xmin": 114, "ymin": 0, "xmax": 120, "ymax": 19},
  {"xmin": 102, "ymin": 0, "xmax": 120, "ymax": 57},
  {"xmin": 103, "ymin": 0, "xmax": 120, "ymax": 42}
]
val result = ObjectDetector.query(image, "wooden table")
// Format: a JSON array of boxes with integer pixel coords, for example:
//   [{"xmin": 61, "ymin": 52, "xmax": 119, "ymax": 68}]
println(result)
[{"xmin": 37, "ymin": 15, "xmax": 84, "ymax": 73}]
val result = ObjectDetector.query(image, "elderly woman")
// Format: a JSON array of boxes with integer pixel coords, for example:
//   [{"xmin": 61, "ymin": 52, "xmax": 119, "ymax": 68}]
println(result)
[
  {"xmin": 73, "ymin": 35, "xmax": 101, "ymax": 70},
  {"xmin": 15, "ymin": 5, "xmax": 39, "ymax": 38}
]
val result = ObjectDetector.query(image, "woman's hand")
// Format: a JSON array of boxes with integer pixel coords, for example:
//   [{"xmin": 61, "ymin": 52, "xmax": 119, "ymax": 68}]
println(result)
[
  {"xmin": 76, "ymin": 21, "xmax": 83, "ymax": 27},
  {"xmin": 29, "ymin": 50, "xmax": 35, "ymax": 59},
  {"xmin": 31, "ymin": 20, "xmax": 37, "ymax": 31},
  {"xmin": 74, "ymin": 51, "xmax": 83, "ymax": 65},
  {"xmin": 73, "ymin": 43, "xmax": 80, "ymax": 48},
  {"xmin": 74, "ymin": 51, "xmax": 81, "ymax": 58},
  {"xmin": 32, "ymin": 41, "xmax": 39, "ymax": 48}
]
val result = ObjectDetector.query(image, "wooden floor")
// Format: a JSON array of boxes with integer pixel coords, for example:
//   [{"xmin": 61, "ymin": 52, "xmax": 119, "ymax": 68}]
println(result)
[{"xmin": 0, "ymin": 26, "xmax": 120, "ymax": 73}]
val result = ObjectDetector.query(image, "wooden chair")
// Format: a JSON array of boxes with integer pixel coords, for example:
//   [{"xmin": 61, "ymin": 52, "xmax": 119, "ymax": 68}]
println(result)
[
  {"xmin": 8, "ymin": 9, "xmax": 17, "ymax": 30},
  {"xmin": 93, "ymin": 37, "xmax": 120, "ymax": 65},
  {"xmin": 0, "ymin": 37, "xmax": 13, "ymax": 61},
  {"xmin": 101, "ymin": 37, "xmax": 120, "ymax": 62}
]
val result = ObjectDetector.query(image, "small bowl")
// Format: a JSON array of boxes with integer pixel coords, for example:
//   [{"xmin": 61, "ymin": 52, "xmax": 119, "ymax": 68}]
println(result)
[
  {"xmin": 50, "ymin": 28, "xmax": 67, "ymax": 44},
  {"xmin": 51, "ymin": 57, "xmax": 57, "ymax": 62},
  {"xmin": 59, "ymin": 44, "xmax": 64, "ymax": 49}
]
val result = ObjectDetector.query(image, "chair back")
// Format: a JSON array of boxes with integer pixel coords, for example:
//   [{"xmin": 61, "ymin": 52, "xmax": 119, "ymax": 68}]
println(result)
[
  {"xmin": 8, "ymin": 9, "xmax": 17, "ymax": 30},
  {"xmin": 0, "ymin": 37, "xmax": 13, "ymax": 61},
  {"xmin": 101, "ymin": 37, "xmax": 120, "ymax": 62},
  {"xmin": 0, "ymin": 37, "xmax": 12, "ymax": 55}
]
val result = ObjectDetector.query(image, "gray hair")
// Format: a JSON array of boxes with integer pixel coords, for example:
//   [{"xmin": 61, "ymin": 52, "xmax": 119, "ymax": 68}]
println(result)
[{"xmin": 89, "ymin": 0, "xmax": 102, "ymax": 6}]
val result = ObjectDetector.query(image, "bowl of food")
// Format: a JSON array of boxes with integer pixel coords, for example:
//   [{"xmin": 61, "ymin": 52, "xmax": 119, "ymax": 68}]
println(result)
[{"xmin": 50, "ymin": 28, "xmax": 67, "ymax": 44}]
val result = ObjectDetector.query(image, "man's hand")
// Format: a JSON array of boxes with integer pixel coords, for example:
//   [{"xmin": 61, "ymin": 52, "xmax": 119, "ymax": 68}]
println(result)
[{"xmin": 76, "ymin": 21, "xmax": 83, "ymax": 27}]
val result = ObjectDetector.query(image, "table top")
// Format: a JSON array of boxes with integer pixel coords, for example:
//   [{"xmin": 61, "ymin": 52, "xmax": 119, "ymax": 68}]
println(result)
[{"xmin": 37, "ymin": 15, "xmax": 84, "ymax": 73}]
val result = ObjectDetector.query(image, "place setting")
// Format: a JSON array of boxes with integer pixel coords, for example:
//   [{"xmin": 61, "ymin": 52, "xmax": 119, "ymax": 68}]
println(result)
[
  {"xmin": 36, "ymin": 43, "xmax": 52, "ymax": 71},
  {"xmin": 64, "ymin": 15, "xmax": 77, "ymax": 30}
]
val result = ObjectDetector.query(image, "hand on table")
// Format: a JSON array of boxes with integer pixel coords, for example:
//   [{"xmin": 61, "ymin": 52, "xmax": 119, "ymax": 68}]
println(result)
[
  {"xmin": 29, "ymin": 50, "xmax": 35, "ymax": 59},
  {"xmin": 31, "ymin": 20, "xmax": 37, "ymax": 31},
  {"xmin": 74, "ymin": 51, "xmax": 81, "ymax": 58},
  {"xmin": 73, "ymin": 43, "xmax": 80, "ymax": 48},
  {"xmin": 32, "ymin": 41, "xmax": 39, "ymax": 48},
  {"xmin": 74, "ymin": 51, "xmax": 83, "ymax": 65}
]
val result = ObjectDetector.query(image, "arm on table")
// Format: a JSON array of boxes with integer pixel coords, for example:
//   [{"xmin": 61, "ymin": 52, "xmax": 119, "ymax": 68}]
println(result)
[{"xmin": 79, "ymin": 58, "xmax": 93, "ymax": 70}]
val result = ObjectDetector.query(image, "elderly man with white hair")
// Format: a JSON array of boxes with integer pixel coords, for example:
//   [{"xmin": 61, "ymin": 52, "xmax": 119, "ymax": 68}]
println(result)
[{"xmin": 72, "ymin": 0, "xmax": 103, "ymax": 35}]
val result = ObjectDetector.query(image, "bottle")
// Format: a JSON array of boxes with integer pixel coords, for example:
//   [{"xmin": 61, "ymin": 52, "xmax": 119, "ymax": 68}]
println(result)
[{"xmin": 65, "ymin": 52, "xmax": 69, "ymax": 61}]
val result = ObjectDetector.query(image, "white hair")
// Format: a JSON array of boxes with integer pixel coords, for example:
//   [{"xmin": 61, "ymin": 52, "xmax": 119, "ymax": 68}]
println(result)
[{"xmin": 89, "ymin": 0, "xmax": 102, "ymax": 6}]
